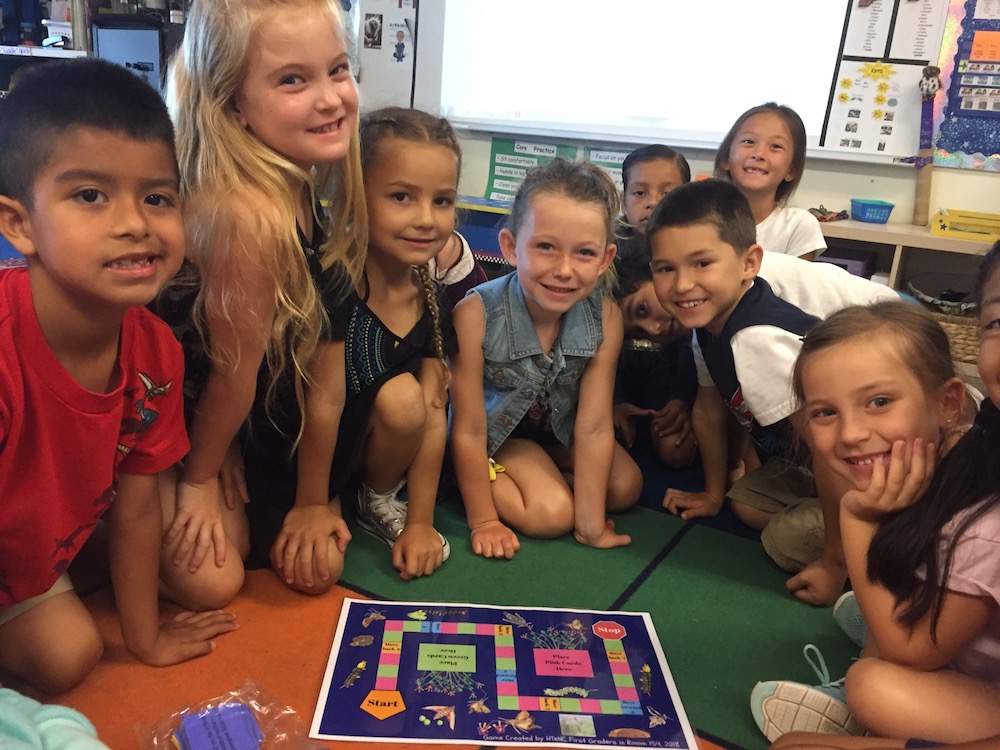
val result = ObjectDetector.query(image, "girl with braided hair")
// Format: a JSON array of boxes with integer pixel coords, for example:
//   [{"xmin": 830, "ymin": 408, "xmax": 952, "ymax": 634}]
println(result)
[{"xmin": 273, "ymin": 106, "xmax": 461, "ymax": 584}]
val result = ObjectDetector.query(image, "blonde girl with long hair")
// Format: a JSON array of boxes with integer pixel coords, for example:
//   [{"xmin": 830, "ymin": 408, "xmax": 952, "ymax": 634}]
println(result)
[{"xmin": 157, "ymin": 0, "xmax": 366, "ymax": 599}]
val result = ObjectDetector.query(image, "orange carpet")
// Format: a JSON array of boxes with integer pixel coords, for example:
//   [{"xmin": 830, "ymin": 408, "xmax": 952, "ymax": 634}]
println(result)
[{"xmin": 43, "ymin": 570, "xmax": 726, "ymax": 749}]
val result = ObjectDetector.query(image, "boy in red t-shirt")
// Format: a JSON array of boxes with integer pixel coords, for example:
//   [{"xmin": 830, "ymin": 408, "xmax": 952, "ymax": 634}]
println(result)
[{"xmin": 0, "ymin": 58, "xmax": 237, "ymax": 694}]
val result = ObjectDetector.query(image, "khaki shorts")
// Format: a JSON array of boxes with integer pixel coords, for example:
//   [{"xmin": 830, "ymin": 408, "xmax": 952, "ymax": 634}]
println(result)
[
  {"xmin": 728, "ymin": 457, "xmax": 825, "ymax": 573},
  {"xmin": 0, "ymin": 573, "xmax": 74, "ymax": 626}
]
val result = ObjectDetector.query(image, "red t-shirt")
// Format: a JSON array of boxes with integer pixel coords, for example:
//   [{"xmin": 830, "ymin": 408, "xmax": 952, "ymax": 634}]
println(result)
[{"xmin": 0, "ymin": 268, "xmax": 189, "ymax": 606}]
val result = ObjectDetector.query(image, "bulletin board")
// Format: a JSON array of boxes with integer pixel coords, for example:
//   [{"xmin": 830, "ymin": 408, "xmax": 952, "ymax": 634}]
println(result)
[
  {"xmin": 485, "ymin": 138, "xmax": 580, "ymax": 203},
  {"xmin": 822, "ymin": 0, "xmax": 950, "ymax": 157},
  {"xmin": 357, "ymin": 0, "xmax": 417, "ymax": 109},
  {"xmin": 935, "ymin": 0, "xmax": 1000, "ymax": 170}
]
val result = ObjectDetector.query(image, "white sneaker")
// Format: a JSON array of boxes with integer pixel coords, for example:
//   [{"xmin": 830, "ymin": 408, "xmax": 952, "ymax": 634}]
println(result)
[
  {"xmin": 356, "ymin": 481, "xmax": 450, "ymax": 561},
  {"xmin": 750, "ymin": 644, "xmax": 866, "ymax": 741}
]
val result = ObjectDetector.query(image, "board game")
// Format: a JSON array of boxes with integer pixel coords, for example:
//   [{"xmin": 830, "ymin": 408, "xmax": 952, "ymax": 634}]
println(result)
[{"xmin": 311, "ymin": 599, "xmax": 697, "ymax": 748}]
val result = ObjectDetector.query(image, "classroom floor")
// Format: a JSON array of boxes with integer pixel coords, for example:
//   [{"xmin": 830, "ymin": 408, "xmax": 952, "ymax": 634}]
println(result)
[{"xmin": 36, "ymin": 444, "xmax": 860, "ymax": 750}]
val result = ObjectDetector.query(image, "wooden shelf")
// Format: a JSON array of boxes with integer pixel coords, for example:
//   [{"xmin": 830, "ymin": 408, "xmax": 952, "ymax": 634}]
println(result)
[
  {"xmin": 0, "ymin": 45, "xmax": 86, "ymax": 59},
  {"xmin": 821, "ymin": 220, "xmax": 994, "ymax": 256},
  {"xmin": 820, "ymin": 219, "xmax": 993, "ymax": 287}
]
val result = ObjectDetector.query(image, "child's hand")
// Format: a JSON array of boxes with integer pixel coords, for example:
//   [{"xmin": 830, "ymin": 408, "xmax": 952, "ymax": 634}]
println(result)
[
  {"xmin": 219, "ymin": 441, "xmax": 249, "ymax": 510},
  {"xmin": 392, "ymin": 523, "xmax": 446, "ymax": 581},
  {"xmin": 651, "ymin": 400, "xmax": 692, "ymax": 444},
  {"xmin": 786, "ymin": 557, "xmax": 848, "ymax": 606},
  {"xmin": 612, "ymin": 403, "xmax": 651, "ymax": 449},
  {"xmin": 135, "ymin": 609, "xmax": 237, "ymax": 666},
  {"xmin": 842, "ymin": 439, "xmax": 936, "ymax": 522},
  {"xmin": 574, "ymin": 518, "xmax": 631, "ymax": 549},
  {"xmin": 165, "ymin": 479, "xmax": 228, "ymax": 573},
  {"xmin": 662, "ymin": 488, "xmax": 723, "ymax": 520},
  {"xmin": 470, "ymin": 519, "xmax": 520, "ymax": 559},
  {"xmin": 271, "ymin": 503, "xmax": 351, "ymax": 587}
]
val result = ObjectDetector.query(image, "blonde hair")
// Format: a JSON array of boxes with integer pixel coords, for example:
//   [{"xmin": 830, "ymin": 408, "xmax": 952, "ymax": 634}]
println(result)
[{"xmin": 168, "ymin": 0, "xmax": 367, "ymax": 422}]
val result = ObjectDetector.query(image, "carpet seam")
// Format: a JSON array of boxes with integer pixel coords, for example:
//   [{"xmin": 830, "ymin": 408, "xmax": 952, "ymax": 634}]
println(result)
[{"xmin": 607, "ymin": 521, "xmax": 695, "ymax": 610}]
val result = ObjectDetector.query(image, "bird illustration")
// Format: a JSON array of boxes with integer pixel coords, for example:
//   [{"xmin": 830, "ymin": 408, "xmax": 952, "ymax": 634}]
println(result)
[{"xmin": 137, "ymin": 371, "xmax": 172, "ymax": 400}]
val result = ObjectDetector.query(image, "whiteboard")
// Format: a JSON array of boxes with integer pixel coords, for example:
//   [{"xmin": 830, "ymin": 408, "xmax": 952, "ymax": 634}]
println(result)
[{"xmin": 412, "ymin": 0, "xmax": 950, "ymax": 162}]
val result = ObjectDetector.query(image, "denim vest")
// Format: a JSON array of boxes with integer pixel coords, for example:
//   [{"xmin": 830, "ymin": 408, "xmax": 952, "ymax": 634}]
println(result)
[{"xmin": 473, "ymin": 273, "xmax": 604, "ymax": 456}]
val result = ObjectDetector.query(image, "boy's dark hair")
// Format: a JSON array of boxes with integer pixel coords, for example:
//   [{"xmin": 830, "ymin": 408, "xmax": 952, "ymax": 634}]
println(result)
[
  {"xmin": 645, "ymin": 178, "xmax": 756, "ymax": 253},
  {"xmin": 713, "ymin": 102, "xmax": 807, "ymax": 204},
  {"xmin": 0, "ymin": 58, "xmax": 176, "ymax": 207},
  {"xmin": 612, "ymin": 230, "xmax": 652, "ymax": 300},
  {"xmin": 622, "ymin": 144, "xmax": 691, "ymax": 190}
]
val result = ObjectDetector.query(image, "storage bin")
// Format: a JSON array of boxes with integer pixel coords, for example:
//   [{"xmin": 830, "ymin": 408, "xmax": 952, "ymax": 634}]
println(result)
[{"xmin": 850, "ymin": 198, "xmax": 894, "ymax": 224}]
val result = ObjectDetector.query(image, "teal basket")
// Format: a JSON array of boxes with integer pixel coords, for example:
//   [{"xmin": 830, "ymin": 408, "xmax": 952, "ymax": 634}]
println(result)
[{"xmin": 850, "ymin": 199, "xmax": 894, "ymax": 224}]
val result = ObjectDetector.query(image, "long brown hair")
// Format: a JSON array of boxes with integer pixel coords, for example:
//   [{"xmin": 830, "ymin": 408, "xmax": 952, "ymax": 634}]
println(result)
[{"xmin": 359, "ymin": 107, "xmax": 462, "ymax": 401}]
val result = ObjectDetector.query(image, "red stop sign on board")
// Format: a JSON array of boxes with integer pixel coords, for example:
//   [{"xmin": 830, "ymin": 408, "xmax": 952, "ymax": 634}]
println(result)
[{"xmin": 592, "ymin": 620, "xmax": 626, "ymax": 640}]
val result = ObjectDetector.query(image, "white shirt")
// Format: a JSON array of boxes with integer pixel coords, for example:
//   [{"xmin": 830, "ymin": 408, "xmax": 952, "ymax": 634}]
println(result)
[
  {"xmin": 693, "ymin": 252, "xmax": 903, "ymax": 424},
  {"xmin": 756, "ymin": 205, "xmax": 827, "ymax": 258}
]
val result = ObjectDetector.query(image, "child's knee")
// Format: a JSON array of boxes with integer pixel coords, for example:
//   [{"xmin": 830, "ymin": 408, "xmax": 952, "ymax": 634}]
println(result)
[
  {"xmin": 607, "ymin": 450, "xmax": 643, "ymax": 511},
  {"xmin": 372, "ymin": 374, "xmax": 426, "ymax": 434},
  {"xmin": 654, "ymin": 433, "xmax": 697, "ymax": 469},
  {"xmin": 1, "ymin": 599, "xmax": 103, "ymax": 695},
  {"xmin": 730, "ymin": 498, "xmax": 774, "ymax": 530},
  {"xmin": 275, "ymin": 539, "xmax": 344, "ymax": 596},
  {"xmin": 760, "ymin": 499, "xmax": 825, "ymax": 573},
  {"xmin": 517, "ymin": 493, "xmax": 574, "ymax": 538},
  {"xmin": 39, "ymin": 630, "xmax": 103, "ymax": 695},
  {"xmin": 844, "ymin": 657, "xmax": 881, "ymax": 711},
  {"xmin": 162, "ymin": 557, "xmax": 244, "ymax": 612}
]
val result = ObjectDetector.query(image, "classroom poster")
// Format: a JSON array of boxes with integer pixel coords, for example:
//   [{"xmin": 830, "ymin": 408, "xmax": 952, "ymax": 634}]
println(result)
[
  {"xmin": 486, "ymin": 138, "xmax": 579, "ymax": 202},
  {"xmin": 357, "ymin": 0, "xmax": 415, "ymax": 108},
  {"xmin": 935, "ymin": 0, "xmax": 1000, "ymax": 170},
  {"xmin": 586, "ymin": 148, "xmax": 631, "ymax": 192},
  {"xmin": 311, "ymin": 599, "xmax": 698, "ymax": 749},
  {"xmin": 827, "ymin": 59, "xmax": 926, "ymax": 154},
  {"xmin": 823, "ymin": 0, "xmax": 949, "ymax": 157}
]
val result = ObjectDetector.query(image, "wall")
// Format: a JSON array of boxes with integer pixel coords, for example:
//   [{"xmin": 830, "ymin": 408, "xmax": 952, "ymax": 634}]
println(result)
[{"xmin": 454, "ymin": 131, "xmax": 1000, "ymax": 225}]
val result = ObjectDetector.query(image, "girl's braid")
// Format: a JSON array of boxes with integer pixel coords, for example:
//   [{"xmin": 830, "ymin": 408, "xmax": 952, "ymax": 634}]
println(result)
[{"xmin": 416, "ymin": 263, "xmax": 449, "ymax": 405}]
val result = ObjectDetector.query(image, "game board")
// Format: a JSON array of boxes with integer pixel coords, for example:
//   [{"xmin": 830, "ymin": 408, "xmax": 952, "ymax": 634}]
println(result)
[{"xmin": 311, "ymin": 599, "xmax": 698, "ymax": 749}]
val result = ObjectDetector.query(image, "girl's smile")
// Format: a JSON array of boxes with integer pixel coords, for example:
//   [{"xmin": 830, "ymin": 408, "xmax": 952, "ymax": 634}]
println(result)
[
  {"xmin": 722, "ymin": 112, "xmax": 796, "ymax": 201},
  {"xmin": 498, "ymin": 193, "xmax": 615, "ymax": 324},
  {"xmin": 233, "ymin": 6, "xmax": 358, "ymax": 172},
  {"xmin": 801, "ymin": 337, "xmax": 952, "ymax": 489},
  {"xmin": 364, "ymin": 137, "xmax": 459, "ymax": 270}
]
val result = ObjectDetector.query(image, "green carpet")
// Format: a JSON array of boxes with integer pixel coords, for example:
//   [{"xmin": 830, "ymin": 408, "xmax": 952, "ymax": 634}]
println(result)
[{"xmin": 340, "ymin": 502, "xmax": 858, "ymax": 750}]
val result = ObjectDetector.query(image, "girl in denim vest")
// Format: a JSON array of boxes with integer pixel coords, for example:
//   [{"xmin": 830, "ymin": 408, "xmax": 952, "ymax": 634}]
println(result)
[{"xmin": 450, "ymin": 159, "xmax": 643, "ymax": 559}]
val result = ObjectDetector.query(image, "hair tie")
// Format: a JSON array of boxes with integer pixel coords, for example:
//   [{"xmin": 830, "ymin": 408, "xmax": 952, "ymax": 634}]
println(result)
[{"xmin": 974, "ymin": 398, "xmax": 1000, "ymax": 433}]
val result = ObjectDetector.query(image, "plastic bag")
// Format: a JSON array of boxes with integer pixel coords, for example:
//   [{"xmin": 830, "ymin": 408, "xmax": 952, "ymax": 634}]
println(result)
[{"xmin": 135, "ymin": 680, "xmax": 323, "ymax": 749}]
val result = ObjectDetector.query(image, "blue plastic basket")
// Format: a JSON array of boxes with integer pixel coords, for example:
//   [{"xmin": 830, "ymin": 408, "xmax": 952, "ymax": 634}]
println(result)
[{"xmin": 850, "ymin": 198, "xmax": 894, "ymax": 224}]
